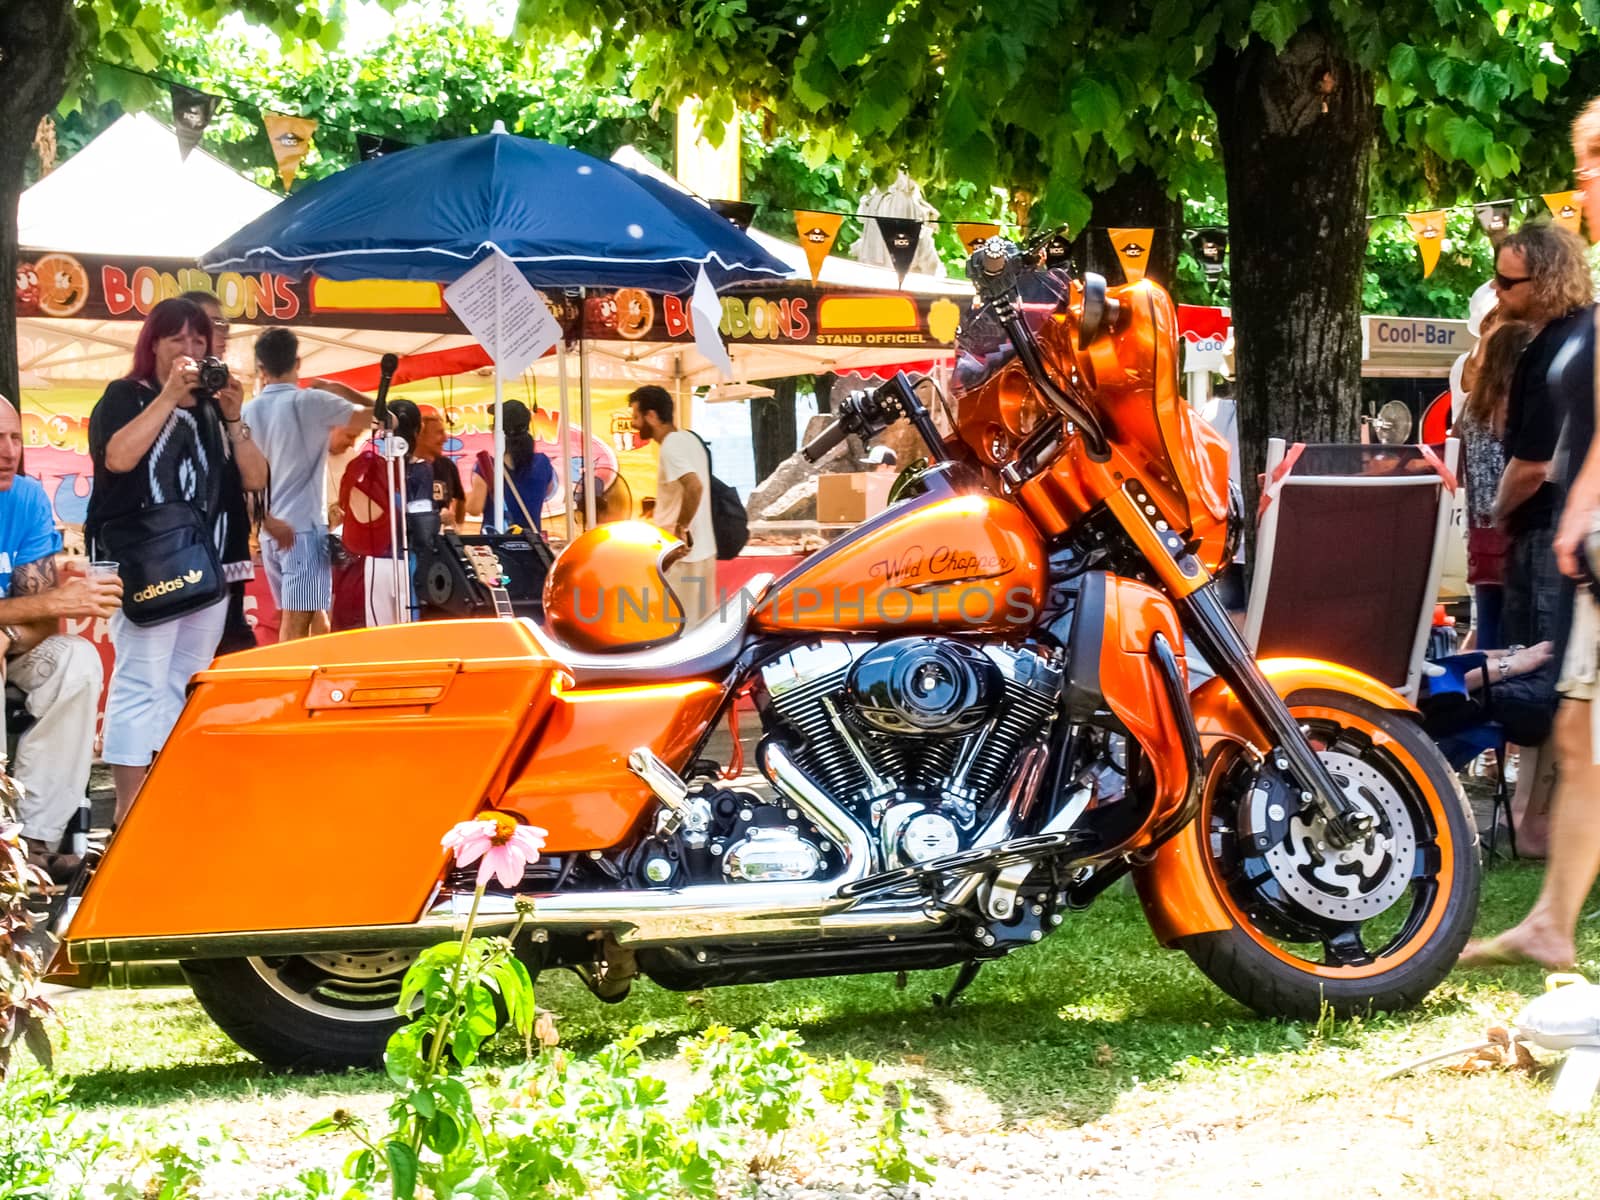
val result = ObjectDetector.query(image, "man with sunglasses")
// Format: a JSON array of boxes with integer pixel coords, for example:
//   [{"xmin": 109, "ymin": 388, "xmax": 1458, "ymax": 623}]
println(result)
[{"xmin": 1490, "ymin": 223, "xmax": 1595, "ymax": 658}]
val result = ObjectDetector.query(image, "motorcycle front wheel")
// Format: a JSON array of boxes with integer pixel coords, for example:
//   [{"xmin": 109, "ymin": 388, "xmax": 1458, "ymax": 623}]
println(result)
[
  {"xmin": 182, "ymin": 950, "xmax": 417, "ymax": 1070},
  {"xmin": 1180, "ymin": 689, "xmax": 1479, "ymax": 1019}
]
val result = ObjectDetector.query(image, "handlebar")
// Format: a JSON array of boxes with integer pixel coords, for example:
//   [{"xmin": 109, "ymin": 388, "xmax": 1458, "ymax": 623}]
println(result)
[
  {"xmin": 801, "ymin": 372, "xmax": 950, "ymax": 465},
  {"xmin": 802, "ymin": 418, "xmax": 852, "ymax": 463}
]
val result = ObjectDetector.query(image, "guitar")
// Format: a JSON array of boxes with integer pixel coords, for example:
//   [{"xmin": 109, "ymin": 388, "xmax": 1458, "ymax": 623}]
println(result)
[{"xmin": 463, "ymin": 543, "xmax": 516, "ymax": 618}]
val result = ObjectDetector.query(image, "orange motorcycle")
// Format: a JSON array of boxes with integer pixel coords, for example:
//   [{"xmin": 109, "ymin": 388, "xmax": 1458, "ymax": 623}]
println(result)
[{"xmin": 47, "ymin": 237, "xmax": 1479, "ymax": 1069}]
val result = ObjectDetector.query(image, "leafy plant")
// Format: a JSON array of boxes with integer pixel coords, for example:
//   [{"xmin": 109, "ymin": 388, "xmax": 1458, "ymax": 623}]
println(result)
[
  {"xmin": 105, "ymin": 1124, "xmax": 237, "ymax": 1200},
  {"xmin": 0, "ymin": 769, "xmax": 53, "ymax": 1080},
  {"xmin": 277, "ymin": 817, "xmax": 931, "ymax": 1200},
  {"xmin": 0, "ymin": 1071, "xmax": 123, "ymax": 1200}
]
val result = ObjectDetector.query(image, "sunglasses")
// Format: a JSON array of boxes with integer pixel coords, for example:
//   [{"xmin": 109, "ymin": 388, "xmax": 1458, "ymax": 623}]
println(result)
[{"xmin": 1494, "ymin": 273, "xmax": 1532, "ymax": 289}]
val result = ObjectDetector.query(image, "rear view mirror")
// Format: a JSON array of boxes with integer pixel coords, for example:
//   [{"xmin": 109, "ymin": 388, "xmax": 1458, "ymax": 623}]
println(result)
[{"xmin": 1078, "ymin": 274, "xmax": 1107, "ymax": 349}]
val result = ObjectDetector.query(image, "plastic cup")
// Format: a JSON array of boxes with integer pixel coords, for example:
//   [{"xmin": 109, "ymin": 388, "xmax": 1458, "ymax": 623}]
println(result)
[{"xmin": 89, "ymin": 560, "xmax": 120, "ymax": 580}]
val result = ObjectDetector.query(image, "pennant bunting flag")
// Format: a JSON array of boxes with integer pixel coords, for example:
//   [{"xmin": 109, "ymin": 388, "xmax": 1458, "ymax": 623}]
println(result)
[
  {"xmin": 1109, "ymin": 228, "xmax": 1154, "ymax": 284},
  {"xmin": 1545, "ymin": 190, "xmax": 1584, "ymax": 237},
  {"xmin": 709, "ymin": 199, "xmax": 757, "ymax": 231},
  {"xmin": 691, "ymin": 265, "xmax": 733, "ymax": 381},
  {"xmin": 874, "ymin": 216, "xmax": 922, "ymax": 286},
  {"xmin": 1042, "ymin": 232, "xmax": 1073, "ymax": 269},
  {"xmin": 1192, "ymin": 228, "xmax": 1228, "ymax": 278},
  {"xmin": 356, "ymin": 133, "xmax": 409, "ymax": 161},
  {"xmin": 1406, "ymin": 211, "xmax": 1447, "ymax": 277},
  {"xmin": 1473, "ymin": 201, "xmax": 1514, "ymax": 243},
  {"xmin": 170, "ymin": 84, "xmax": 220, "ymax": 160},
  {"xmin": 956, "ymin": 222, "xmax": 1001, "ymax": 253},
  {"xmin": 794, "ymin": 210, "xmax": 844, "ymax": 283},
  {"xmin": 263, "ymin": 112, "xmax": 319, "ymax": 189}
]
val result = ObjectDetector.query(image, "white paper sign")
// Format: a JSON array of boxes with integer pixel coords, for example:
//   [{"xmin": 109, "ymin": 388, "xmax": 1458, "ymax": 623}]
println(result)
[
  {"xmin": 443, "ymin": 247, "xmax": 560, "ymax": 376},
  {"xmin": 690, "ymin": 265, "xmax": 733, "ymax": 382}
]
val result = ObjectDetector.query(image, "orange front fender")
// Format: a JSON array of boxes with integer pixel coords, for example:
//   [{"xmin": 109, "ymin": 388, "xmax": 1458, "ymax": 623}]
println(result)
[{"xmin": 1132, "ymin": 657, "xmax": 1416, "ymax": 945}]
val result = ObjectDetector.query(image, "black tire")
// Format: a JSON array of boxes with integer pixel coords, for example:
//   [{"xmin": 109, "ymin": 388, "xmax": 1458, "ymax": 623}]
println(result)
[
  {"xmin": 182, "ymin": 950, "xmax": 416, "ymax": 1071},
  {"xmin": 1179, "ymin": 690, "xmax": 1480, "ymax": 1020}
]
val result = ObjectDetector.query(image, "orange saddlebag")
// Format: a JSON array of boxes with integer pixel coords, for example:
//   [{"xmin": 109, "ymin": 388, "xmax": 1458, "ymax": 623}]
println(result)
[{"xmin": 66, "ymin": 620, "xmax": 559, "ymax": 943}]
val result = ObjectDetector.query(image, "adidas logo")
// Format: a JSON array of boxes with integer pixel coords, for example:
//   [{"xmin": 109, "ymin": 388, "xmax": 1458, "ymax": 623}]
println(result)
[{"xmin": 133, "ymin": 572, "xmax": 202, "ymax": 603}]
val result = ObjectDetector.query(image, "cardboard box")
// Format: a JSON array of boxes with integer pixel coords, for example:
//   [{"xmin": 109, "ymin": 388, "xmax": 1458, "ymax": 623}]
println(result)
[{"xmin": 816, "ymin": 471, "xmax": 895, "ymax": 524}]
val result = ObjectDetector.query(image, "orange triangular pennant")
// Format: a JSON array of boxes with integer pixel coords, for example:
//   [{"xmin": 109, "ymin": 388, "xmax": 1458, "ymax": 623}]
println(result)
[
  {"xmin": 1406, "ymin": 211, "xmax": 1447, "ymax": 277},
  {"xmin": 1545, "ymin": 191, "xmax": 1584, "ymax": 238},
  {"xmin": 794, "ymin": 210, "xmax": 844, "ymax": 283},
  {"xmin": 956, "ymin": 222, "xmax": 1002, "ymax": 253},
  {"xmin": 1109, "ymin": 228, "xmax": 1154, "ymax": 284},
  {"xmin": 263, "ymin": 112, "xmax": 318, "ymax": 190}
]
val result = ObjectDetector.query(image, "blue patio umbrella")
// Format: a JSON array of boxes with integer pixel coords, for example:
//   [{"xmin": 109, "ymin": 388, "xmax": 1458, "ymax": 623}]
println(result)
[
  {"xmin": 199, "ymin": 125, "xmax": 789, "ymax": 290},
  {"xmin": 201, "ymin": 124, "xmax": 790, "ymax": 536}
]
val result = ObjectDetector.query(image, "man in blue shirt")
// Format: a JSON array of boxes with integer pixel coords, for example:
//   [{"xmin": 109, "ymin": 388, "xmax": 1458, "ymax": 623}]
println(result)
[{"xmin": 0, "ymin": 396, "xmax": 121, "ymax": 882}]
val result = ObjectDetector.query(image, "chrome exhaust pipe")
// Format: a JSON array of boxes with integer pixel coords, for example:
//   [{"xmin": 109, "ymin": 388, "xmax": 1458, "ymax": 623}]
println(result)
[
  {"xmin": 70, "ymin": 742, "xmax": 949, "ymax": 966},
  {"xmin": 509, "ymin": 737, "xmax": 933, "ymax": 946}
]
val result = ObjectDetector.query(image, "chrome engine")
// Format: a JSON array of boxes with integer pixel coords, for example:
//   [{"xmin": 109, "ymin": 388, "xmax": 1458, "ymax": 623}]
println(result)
[{"xmin": 753, "ymin": 639, "xmax": 1065, "ymax": 874}]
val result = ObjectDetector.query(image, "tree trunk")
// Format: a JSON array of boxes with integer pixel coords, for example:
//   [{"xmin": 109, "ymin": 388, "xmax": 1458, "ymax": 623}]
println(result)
[
  {"xmin": 1082, "ymin": 164, "xmax": 1183, "ymax": 290},
  {"xmin": 0, "ymin": 0, "xmax": 76, "ymax": 407},
  {"xmin": 750, "ymin": 376, "xmax": 797, "ymax": 484},
  {"xmin": 1206, "ymin": 30, "xmax": 1375, "ymax": 566}
]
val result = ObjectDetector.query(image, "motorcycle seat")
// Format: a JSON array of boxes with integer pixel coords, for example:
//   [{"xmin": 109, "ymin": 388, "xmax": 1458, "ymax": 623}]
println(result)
[{"xmin": 523, "ymin": 572, "xmax": 775, "ymax": 688}]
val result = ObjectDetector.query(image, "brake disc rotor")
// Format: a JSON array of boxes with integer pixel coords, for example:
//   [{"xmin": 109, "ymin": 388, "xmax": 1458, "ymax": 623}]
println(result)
[{"xmin": 1262, "ymin": 750, "xmax": 1415, "ymax": 923}]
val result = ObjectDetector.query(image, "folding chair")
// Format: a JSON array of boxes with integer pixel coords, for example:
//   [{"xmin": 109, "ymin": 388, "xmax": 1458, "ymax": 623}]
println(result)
[
  {"xmin": 1421, "ymin": 651, "xmax": 1517, "ymax": 862},
  {"xmin": 1245, "ymin": 438, "xmax": 1461, "ymax": 704}
]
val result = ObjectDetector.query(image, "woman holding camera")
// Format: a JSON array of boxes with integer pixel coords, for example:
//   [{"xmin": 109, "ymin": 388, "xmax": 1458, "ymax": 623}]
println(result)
[{"xmin": 85, "ymin": 297, "xmax": 268, "ymax": 825}]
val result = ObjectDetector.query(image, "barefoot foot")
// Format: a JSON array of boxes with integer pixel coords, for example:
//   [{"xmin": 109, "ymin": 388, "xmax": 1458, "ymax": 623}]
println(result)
[{"xmin": 1457, "ymin": 929, "xmax": 1576, "ymax": 971}]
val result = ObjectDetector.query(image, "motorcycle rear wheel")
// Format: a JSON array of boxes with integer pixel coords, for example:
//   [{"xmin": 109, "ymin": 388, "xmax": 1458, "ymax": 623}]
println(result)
[
  {"xmin": 183, "ymin": 950, "xmax": 416, "ymax": 1071},
  {"xmin": 1180, "ymin": 690, "xmax": 1479, "ymax": 1019}
]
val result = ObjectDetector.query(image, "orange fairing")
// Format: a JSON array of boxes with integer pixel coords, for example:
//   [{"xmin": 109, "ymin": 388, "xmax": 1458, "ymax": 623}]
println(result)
[
  {"xmin": 500, "ymin": 679, "xmax": 724, "ymax": 852},
  {"xmin": 753, "ymin": 493, "xmax": 1047, "ymax": 635},
  {"xmin": 543, "ymin": 520, "xmax": 687, "ymax": 652},
  {"xmin": 65, "ymin": 620, "xmax": 559, "ymax": 943},
  {"xmin": 1189, "ymin": 414, "xmax": 1237, "ymax": 576},
  {"xmin": 1132, "ymin": 657, "xmax": 1417, "ymax": 945},
  {"xmin": 1094, "ymin": 577, "xmax": 1192, "ymax": 834}
]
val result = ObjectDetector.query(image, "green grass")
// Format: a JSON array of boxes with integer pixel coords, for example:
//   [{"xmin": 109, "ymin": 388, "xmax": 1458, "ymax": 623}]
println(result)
[{"xmin": 35, "ymin": 861, "xmax": 1600, "ymax": 1196}]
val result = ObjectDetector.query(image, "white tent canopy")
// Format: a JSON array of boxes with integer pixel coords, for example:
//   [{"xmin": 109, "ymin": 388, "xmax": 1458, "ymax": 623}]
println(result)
[{"xmin": 20, "ymin": 112, "xmax": 280, "ymax": 256}]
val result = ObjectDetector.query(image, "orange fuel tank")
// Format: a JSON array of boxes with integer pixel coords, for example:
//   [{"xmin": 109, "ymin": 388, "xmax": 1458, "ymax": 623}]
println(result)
[{"xmin": 752, "ymin": 492, "xmax": 1047, "ymax": 636}]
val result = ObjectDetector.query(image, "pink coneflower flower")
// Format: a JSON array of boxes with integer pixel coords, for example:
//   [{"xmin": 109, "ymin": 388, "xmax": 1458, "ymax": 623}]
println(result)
[{"xmin": 442, "ymin": 814, "xmax": 548, "ymax": 889}]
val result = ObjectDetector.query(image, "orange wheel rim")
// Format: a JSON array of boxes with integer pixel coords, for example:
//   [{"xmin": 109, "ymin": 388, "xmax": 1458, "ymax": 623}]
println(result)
[{"xmin": 1198, "ymin": 704, "xmax": 1456, "ymax": 981}]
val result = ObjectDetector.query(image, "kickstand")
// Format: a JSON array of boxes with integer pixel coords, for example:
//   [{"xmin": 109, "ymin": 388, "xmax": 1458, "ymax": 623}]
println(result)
[{"xmin": 932, "ymin": 960, "xmax": 983, "ymax": 1009}]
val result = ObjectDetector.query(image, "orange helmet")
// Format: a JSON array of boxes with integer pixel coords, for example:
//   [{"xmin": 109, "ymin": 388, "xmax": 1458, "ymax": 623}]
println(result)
[{"xmin": 542, "ymin": 521, "xmax": 688, "ymax": 651}]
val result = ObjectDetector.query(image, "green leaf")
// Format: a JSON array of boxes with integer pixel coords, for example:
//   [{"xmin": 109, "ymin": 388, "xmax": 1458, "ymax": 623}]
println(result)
[
  {"xmin": 1248, "ymin": 0, "xmax": 1307, "ymax": 52},
  {"xmin": 1466, "ymin": 64, "xmax": 1510, "ymax": 112},
  {"xmin": 1387, "ymin": 44, "xmax": 1420, "ymax": 86},
  {"xmin": 1443, "ymin": 114, "xmax": 1493, "ymax": 166},
  {"xmin": 387, "ymin": 1142, "xmax": 419, "ymax": 1200},
  {"xmin": 1069, "ymin": 77, "xmax": 1120, "ymax": 134},
  {"xmin": 1426, "ymin": 55, "xmax": 1476, "ymax": 100},
  {"xmin": 1584, "ymin": 0, "xmax": 1600, "ymax": 29},
  {"xmin": 1484, "ymin": 140, "xmax": 1517, "ymax": 179}
]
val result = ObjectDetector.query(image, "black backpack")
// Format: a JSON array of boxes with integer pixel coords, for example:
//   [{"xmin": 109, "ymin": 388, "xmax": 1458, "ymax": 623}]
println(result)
[{"xmin": 691, "ymin": 433, "xmax": 750, "ymax": 560}]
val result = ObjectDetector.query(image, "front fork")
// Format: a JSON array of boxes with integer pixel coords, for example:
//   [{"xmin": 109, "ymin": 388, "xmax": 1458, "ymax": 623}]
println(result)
[{"xmin": 1178, "ymin": 585, "xmax": 1376, "ymax": 849}]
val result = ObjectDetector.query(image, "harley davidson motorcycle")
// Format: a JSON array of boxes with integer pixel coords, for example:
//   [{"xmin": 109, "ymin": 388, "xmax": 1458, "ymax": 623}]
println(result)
[{"xmin": 47, "ymin": 237, "xmax": 1479, "ymax": 1069}]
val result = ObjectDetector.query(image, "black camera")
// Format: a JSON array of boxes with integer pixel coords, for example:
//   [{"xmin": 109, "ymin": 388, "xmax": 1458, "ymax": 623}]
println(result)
[{"xmin": 194, "ymin": 356, "xmax": 230, "ymax": 396}]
